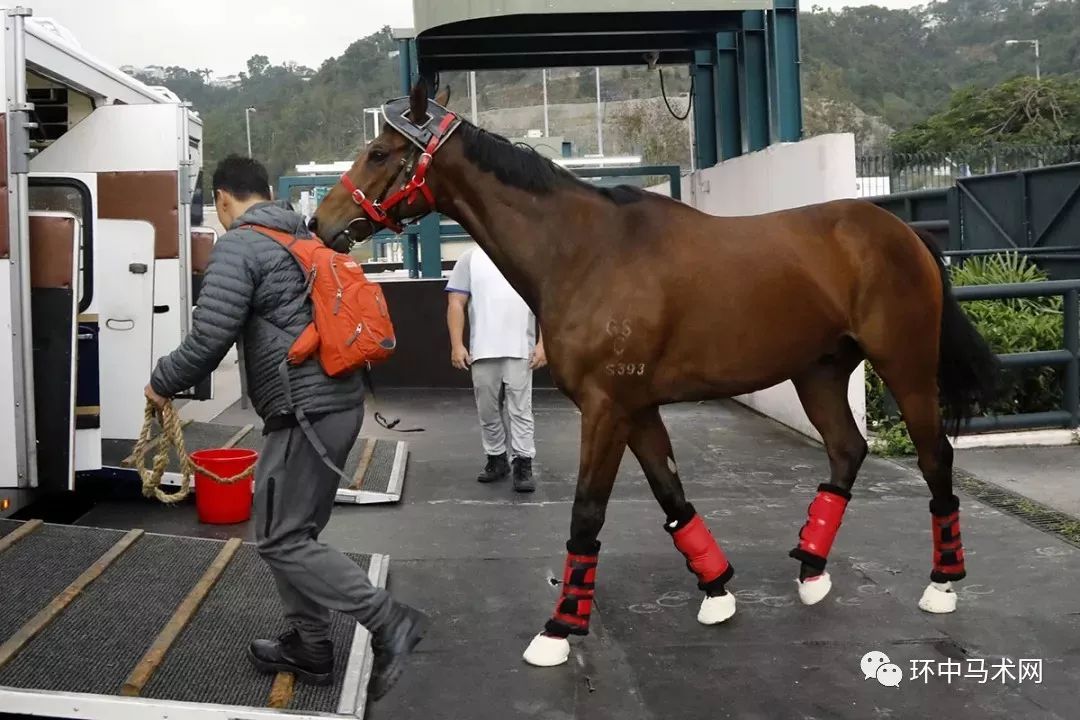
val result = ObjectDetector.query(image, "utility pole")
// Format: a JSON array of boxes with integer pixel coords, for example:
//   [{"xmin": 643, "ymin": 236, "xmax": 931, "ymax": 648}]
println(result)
[
  {"xmin": 245, "ymin": 106, "xmax": 256, "ymax": 157},
  {"xmin": 595, "ymin": 67, "xmax": 603, "ymax": 156},
  {"xmin": 542, "ymin": 68, "xmax": 549, "ymax": 136},
  {"xmin": 1005, "ymin": 38, "xmax": 1040, "ymax": 80},
  {"xmin": 469, "ymin": 71, "xmax": 479, "ymax": 123}
]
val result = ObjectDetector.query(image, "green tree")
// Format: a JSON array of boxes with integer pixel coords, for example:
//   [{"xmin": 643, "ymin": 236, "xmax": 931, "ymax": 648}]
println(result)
[
  {"xmin": 891, "ymin": 76, "xmax": 1080, "ymax": 153},
  {"xmin": 246, "ymin": 54, "xmax": 270, "ymax": 78}
]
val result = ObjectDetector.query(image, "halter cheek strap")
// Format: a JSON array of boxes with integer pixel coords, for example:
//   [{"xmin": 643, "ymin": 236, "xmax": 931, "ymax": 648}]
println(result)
[{"xmin": 340, "ymin": 111, "xmax": 458, "ymax": 234}]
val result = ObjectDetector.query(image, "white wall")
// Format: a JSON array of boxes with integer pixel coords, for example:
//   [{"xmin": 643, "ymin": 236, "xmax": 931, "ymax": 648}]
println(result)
[{"xmin": 651, "ymin": 134, "xmax": 865, "ymax": 442}]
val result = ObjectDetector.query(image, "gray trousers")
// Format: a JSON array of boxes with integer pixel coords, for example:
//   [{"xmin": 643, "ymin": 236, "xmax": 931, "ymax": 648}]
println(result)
[
  {"xmin": 471, "ymin": 357, "xmax": 535, "ymax": 459},
  {"xmin": 254, "ymin": 406, "xmax": 394, "ymax": 643}
]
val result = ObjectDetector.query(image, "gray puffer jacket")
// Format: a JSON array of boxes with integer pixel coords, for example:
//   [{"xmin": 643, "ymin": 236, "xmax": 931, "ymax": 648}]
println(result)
[{"xmin": 150, "ymin": 201, "xmax": 365, "ymax": 423}]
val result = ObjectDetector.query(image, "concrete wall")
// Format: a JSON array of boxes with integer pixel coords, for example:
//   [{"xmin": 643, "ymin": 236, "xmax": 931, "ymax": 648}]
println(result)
[{"xmin": 651, "ymin": 134, "xmax": 865, "ymax": 442}]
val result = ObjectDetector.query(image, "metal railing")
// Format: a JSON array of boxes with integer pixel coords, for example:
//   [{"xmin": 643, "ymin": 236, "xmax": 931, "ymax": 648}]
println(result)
[
  {"xmin": 953, "ymin": 279, "xmax": 1080, "ymax": 433},
  {"xmin": 857, "ymin": 145, "xmax": 1080, "ymax": 197}
]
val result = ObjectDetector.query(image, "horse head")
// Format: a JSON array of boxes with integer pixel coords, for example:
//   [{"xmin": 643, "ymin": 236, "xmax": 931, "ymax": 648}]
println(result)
[{"xmin": 309, "ymin": 81, "xmax": 457, "ymax": 250}]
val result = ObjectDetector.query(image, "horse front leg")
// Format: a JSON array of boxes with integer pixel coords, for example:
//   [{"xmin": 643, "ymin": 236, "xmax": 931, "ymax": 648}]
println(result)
[
  {"xmin": 629, "ymin": 406, "xmax": 736, "ymax": 625},
  {"xmin": 522, "ymin": 398, "xmax": 629, "ymax": 667}
]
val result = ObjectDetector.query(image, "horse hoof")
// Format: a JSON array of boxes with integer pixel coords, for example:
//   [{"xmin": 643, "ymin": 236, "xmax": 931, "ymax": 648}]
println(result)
[
  {"xmin": 697, "ymin": 592, "xmax": 736, "ymax": 625},
  {"xmin": 797, "ymin": 571, "xmax": 832, "ymax": 605},
  {"xmin": 522, "ymin": 633, "xmax": 570, "ymax": 667},
  {"xmin": 918, "ymin": 581, "xmax": 957, "ymax": 614}
]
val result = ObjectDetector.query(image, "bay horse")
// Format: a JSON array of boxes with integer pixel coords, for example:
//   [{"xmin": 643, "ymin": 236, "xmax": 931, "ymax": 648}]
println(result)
[{"xmin": 310, "ymin": 82, "xmax": 998, "ymax": 667}]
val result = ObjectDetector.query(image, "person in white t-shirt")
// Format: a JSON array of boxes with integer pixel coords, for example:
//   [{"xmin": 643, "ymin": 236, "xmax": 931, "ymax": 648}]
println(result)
[{"xmin": 446, "ymin": 247, "xmax": 546, "ymax": 493}]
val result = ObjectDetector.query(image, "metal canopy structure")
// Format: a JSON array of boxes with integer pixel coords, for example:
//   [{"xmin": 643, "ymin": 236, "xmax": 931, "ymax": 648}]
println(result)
[
  {"xmin": 401, "ymin": 0, "xmax": 802, "ymax": 170},
  {"xmin": 412, "ymin": 3, "xmax": 771, "ymax": 71}
]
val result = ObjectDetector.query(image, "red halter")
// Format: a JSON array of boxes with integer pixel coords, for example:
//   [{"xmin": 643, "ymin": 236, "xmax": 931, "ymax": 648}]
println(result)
[{"xmin": 339, "ymin": 111, "xmax": 458, "ymax": 234}]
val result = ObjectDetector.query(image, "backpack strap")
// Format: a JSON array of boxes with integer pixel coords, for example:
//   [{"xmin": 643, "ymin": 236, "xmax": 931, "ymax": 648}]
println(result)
[{"xmin": 277, "ymin": 360, "xmax": 352, "ymax": 481}]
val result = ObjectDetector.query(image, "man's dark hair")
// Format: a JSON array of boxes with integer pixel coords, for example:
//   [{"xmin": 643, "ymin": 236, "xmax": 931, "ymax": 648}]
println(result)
[{"xmin": 212, "ymin": 155, "xmax": 271, "ymax": 200}]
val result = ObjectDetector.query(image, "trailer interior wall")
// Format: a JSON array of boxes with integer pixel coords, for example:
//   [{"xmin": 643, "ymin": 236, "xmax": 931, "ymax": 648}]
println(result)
[{"xmin": 650, "ymin": 134, "xmax": 864, "ymax": 442}]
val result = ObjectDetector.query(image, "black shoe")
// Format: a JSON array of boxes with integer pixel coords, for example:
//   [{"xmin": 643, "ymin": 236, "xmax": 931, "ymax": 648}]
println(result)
[
  {"xmin": 247, "ymin": 629, "xmax": 334, "ymax": 686},
  {"xmin": 512, "ymin": 457, "xmax": 535, "ymax": 493},
  {"xmin": 477, "ymin": 453, "xmax": 510, "ymax": 483},
  {"xmin": 368, "ymin": 604, "xmax": 430, "ymax": 702}
]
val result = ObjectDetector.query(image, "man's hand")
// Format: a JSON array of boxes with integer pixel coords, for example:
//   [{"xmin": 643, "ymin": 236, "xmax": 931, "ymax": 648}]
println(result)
[
  {"xmin": 530, "ymin": 343, "xmax": 548, "ymax": 370},
  {"xmin": 451, "ymin": 345, "xmax": 473, "ymax": 370},
  {"xmin": 144, "ymin": 383, "xmax": 169, "ymax": 409}
]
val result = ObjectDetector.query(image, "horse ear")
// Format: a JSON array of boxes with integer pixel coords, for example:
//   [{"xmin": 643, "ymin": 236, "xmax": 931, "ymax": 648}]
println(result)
[
  {"xmin": 409, "ymin": 80, "xmax": 429, "ymax": 122},
  {"xmin": 435, "ymin": 85, "xmax": 451, "ymax": 108}
]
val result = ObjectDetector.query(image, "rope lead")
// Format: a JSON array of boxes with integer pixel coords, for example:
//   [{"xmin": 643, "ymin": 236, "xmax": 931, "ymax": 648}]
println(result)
[{"xmin": 124, "ymin": 399, "xmax": 254, "ymax": 504}]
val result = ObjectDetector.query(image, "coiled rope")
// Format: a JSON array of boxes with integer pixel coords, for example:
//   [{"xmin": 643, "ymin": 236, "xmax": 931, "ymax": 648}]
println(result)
[{"xmin": 124, "ymin": 399, "xmax": 254, "ymax": 504}]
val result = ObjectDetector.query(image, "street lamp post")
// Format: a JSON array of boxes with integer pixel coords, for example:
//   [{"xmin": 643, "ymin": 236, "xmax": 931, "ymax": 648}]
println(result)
[
  {"xmin": 1005, "ymin": 39, "xmax": 1040, "ymax": 80},
  {"xmin": 245, "ymin": 106, "xmax": 257, "ymax": 157}
]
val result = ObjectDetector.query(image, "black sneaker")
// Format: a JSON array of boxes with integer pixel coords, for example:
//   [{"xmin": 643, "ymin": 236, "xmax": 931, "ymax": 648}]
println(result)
[
  {"xmin": 477, "ymin": 453, "xmax": 510, "ymax": 483},
  {"xmin": 512, "ymin": 457, "xmax": 535, "ymax": 493},
  {"xmin": 368, "ymin": 604, "xmax": 430, "ymax": 701},
  {"xmin": 248, "ymin": 629, "xmax": 334, "ymax": 686}
]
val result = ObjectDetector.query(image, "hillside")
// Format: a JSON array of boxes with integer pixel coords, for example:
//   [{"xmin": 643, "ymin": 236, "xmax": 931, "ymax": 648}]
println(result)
[{"xmin": 134, "ymin": 0, "xmax": 1080, "ymax": 188}]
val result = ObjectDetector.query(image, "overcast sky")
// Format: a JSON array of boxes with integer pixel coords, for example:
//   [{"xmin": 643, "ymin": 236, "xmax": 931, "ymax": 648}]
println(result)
[{"xmin": 27, "ymin": 0, "xmax": 926, "ymax": 76}]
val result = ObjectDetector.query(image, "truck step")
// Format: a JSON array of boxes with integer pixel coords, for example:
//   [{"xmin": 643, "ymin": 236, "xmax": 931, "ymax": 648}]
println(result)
[
  {"xmin": 102, "ymin": 421, "xmax": 410, "ymax": 505},
  {"xmin": 0, "ymin": 518, "xmax": 385, "ymax": 719}
]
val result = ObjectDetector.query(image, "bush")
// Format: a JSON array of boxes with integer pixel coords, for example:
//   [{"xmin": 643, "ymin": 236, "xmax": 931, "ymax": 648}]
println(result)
[{"xmin": 867, "ymin": 253, "xmax": 1064, "ymax": 456}]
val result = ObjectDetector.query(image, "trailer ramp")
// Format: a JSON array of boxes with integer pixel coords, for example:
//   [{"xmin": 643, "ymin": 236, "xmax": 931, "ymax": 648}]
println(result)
[
  {"xmin": 0, "ymin": 519, "xmax": 387, "ymax": 719},
  {"xmin": 101, "ymin": 421, "xmax": 409, "ymax": 505}
]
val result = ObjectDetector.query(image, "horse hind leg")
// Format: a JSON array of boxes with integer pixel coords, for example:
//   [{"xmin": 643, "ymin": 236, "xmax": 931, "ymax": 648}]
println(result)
[
  {"xmin": 522, "ymin": 397, "xmax": 630, "ymax": 667},
  {"xmin": 790, "ymin": 346, "xmax": 868, "ymax": 606},
  {"xmin": 874, "ymin": 360, "xmax": 964, "ymax": 614},
  {"xmin": 628, "ymin": 406, "xmax": 736, "ymax": 625}
]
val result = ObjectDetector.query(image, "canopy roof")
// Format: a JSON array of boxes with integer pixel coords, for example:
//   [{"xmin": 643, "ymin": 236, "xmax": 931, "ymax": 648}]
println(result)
[{"xmin": 411, "ymin": 0, "xmax": 773, "ymax": 71}]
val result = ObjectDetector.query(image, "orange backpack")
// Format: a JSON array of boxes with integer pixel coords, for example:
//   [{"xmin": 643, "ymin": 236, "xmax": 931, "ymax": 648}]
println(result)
[{"xmin": 244, "ymin": 225, "xmax": 396, "ymax": 375}]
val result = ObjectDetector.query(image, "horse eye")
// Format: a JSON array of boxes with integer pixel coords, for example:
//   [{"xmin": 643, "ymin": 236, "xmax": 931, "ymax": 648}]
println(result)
[{"xmin": 368, "ymin": 149, "xmax": 388, "ymax": 163}]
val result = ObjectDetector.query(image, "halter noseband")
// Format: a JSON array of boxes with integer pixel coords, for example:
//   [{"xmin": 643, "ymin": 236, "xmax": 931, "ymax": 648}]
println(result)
[{"xmin": 339, "ymin": 103, "xmax": 460, "ymax": 235}]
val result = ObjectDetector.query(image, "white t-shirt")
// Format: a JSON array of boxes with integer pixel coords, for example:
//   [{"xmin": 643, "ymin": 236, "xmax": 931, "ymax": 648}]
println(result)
[{"xmin": 446, "ymin": 247, "xmax": 535, "ymax": 360}]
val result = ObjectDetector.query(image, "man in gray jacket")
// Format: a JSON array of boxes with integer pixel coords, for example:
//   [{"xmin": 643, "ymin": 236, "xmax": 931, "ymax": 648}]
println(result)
[{"xmin": 145, "ymin": 155, "xmax": 426, "ymax": 700}]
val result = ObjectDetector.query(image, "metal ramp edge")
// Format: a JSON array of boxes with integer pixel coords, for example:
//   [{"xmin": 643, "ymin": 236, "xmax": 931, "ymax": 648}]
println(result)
[
  {"xmin": 101, "ymin": 421, "xmax": 409, "ymax": 506},
  {"xmin": 0, "ymin": 519, "xmax": 388, "ymax": 720}
]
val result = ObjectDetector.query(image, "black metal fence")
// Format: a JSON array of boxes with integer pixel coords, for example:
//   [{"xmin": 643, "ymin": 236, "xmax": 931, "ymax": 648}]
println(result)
[
  {"xmin": 857, "ymin": 145, "xmax": 1080, "ymax": 197},
  {"xmin": 869, "ymin": 161, "xmax": 1080, "ymax": 281},
  {"xmin": 954, "ymin": 280, "xmax": 1080, "ymax": 433}
]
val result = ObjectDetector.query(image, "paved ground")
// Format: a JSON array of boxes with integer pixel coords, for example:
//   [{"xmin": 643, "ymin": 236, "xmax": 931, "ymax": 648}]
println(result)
[
  {"xmin": 956, "ymin": 446, "xmax": 1080, "ymax": 519},
  {"xmin": 77, "ymin": 389, "xmax": 1080, "ymax": 720}
]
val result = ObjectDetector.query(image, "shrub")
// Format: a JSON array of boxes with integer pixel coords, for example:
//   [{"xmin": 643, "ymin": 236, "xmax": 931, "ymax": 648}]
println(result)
[{"xmin": 867, "ymin": 253, "xmax": 1064, "ymax": 456}]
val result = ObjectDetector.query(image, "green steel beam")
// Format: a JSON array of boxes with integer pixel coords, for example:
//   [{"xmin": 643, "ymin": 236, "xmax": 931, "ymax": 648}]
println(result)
[
  {"xmin": 715, "ymin": 32, "xmax": 742, "ymax": 160},
  {"xmin": 770, "ymin": 1, "xmax": 803, "ymax": 142},
  {"xmin": 740, "ymin": 11, "xmax": 771, "ymax": 153},
  {"xmin": 418, "ymin": 214, "xmax": 442, "ymax": 278},
  {"xmin": 277, "ymin": 174, "xmax": 339, "ymax": 203},
  {"xmin": 398, "ymin": 38, "xmax": 413, "ymax": 95},
  {"xmin": 691, "ymin": 49, "xmax": 718, "ymax": 171}
]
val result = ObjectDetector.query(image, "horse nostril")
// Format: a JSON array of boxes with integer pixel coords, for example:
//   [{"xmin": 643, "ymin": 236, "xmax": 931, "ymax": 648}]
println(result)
[{"xmin": 307, "ymin": 216, "xmax": 319, "ymax": 232}]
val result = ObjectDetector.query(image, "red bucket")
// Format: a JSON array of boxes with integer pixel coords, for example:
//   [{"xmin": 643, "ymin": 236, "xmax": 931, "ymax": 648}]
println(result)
[{"xmin": 191, "ymin": 448, "xmax": 258, "ymax": 525}]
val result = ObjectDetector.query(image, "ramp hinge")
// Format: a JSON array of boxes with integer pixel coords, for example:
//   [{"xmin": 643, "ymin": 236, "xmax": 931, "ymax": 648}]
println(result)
[{"xmin": 6, "ymin": 106, "xmax": 35, "ymax": 173}]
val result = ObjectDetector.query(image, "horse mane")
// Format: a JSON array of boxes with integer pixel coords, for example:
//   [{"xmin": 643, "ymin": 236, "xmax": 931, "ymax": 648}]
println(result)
[{"xmin": 454, "ymin": 121, "xmax": 647, "ymax": 206}]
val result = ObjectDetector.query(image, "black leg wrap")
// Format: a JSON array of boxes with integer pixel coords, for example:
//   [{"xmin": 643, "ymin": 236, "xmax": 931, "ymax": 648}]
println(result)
[
  {"xmin": 544, "ymin": 618, "xmax": 585, "ymax": 638},
  {"xmin": 666, "ymin": 502, "xmax": 697, "ymax": 529},
  {"xmin": 701, "ymin": 569, "xmax": 734, "ymax": 596},
  {"xmin": 566, "ymin": 538, "xmax": 601, "ymax": 555},
  {"xmin": 929, "ymin": 494, "xmax": 961, "ymax": 517},
  {"xmin": 789, "ymin": 547, "xmax": 828, "ymax": 571},
  {"xmin": 930, "ymin": 568, "xmax": 967, "ymax": 583},
  {"xmin": 817, "ymin": 482, "xmax": 853, "ymax": 500}
]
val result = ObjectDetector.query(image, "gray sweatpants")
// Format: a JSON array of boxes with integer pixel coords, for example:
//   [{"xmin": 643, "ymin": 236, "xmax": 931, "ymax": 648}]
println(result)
[
  {"xmin": 471, "ymin": 357, "xmax": 535, "ymax": 459},
  {"xmin": 254, "ymin": 406, "xmax": 394, "ymax": 643}
]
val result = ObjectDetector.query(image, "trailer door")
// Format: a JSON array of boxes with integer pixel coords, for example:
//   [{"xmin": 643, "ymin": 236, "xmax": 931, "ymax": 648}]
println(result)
[
  {"xmin": 27, "ymin": 210, "xmax": 79, "ymax": 490},
  {"xmin": 97, "ymin": 219, "xmax": 155, "ymax": 442}
]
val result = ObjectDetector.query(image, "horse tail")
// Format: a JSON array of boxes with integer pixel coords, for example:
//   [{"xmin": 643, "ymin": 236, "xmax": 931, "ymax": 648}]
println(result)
[{"xmin": 910, "ymin": 227, "xmax": 999, "ymax": 436}]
